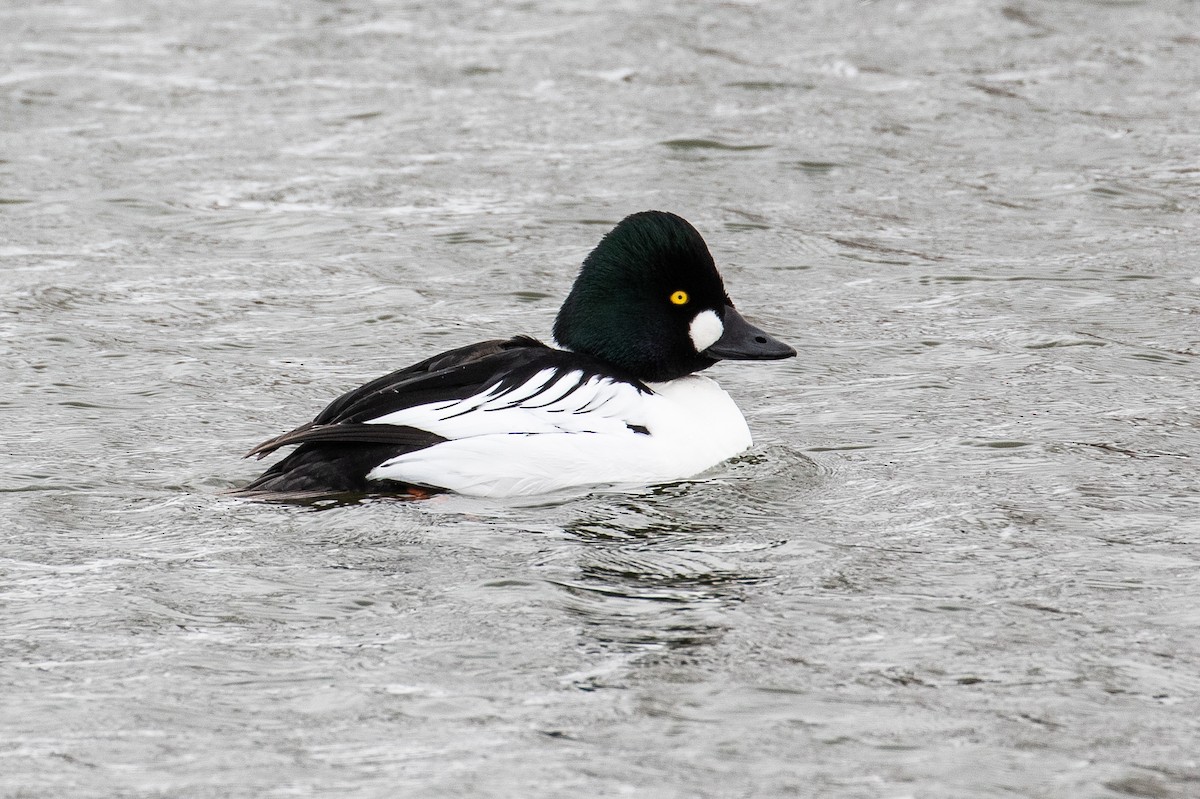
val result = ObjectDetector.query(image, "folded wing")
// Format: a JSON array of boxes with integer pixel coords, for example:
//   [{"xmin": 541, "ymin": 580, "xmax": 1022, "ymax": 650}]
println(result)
[{"xmin": 236, "ymin": 337, "xmax": 651, "ymax": 496}]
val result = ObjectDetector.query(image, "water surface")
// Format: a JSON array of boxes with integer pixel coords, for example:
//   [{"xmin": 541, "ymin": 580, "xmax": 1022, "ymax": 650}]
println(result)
[{"xmin": 3, "ymin": 1, "xmax": 1199, "ymax": 797}]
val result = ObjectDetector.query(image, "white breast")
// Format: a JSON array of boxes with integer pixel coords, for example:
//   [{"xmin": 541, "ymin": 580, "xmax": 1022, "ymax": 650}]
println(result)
[{"xmin": 365, "ymin": 373, "xmax": 751, "ymax": 497}]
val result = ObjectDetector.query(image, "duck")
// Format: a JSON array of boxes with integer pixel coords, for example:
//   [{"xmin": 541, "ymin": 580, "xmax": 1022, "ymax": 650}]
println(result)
[{"xmin": 236, "ymin": 210, "xmax": 795, "ymax": 499}]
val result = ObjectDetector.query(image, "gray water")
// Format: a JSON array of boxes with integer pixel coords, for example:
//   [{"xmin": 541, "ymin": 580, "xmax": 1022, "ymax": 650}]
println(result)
[{"xmin": 3, "ymin": 1, "xmax": 1199, "ymax": 797}]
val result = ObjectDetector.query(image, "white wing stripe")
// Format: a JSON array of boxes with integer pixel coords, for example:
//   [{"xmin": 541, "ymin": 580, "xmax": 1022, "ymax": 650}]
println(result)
[
  {"xmin": 502, "ymin": 373, "xmax": 589, "ymax": 410},
  {"xmin": 364, "ymin": 367, "xmax": 650, "ymax": 439}
]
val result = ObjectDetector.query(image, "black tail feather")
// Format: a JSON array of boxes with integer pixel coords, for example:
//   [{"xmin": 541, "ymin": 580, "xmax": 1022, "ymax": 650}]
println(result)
[{"xmin": 234, "ymin": 427, "xmax": 447, "ymax": 497}]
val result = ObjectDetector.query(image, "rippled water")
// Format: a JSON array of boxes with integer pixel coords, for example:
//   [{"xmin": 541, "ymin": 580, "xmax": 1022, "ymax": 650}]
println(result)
[{"xmin": 4, "ymin": 1, "xmax": 1200, "ymax": 796}]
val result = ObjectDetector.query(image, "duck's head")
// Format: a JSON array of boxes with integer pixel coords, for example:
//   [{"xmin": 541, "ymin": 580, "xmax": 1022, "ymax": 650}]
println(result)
[{"xmin": 553, "ymin": 211, "xmax": 796, "ymax": 383}]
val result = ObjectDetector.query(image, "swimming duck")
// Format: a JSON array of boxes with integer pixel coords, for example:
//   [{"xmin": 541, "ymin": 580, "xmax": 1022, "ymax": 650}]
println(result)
[{"xmin": 237, "ymin": 210, "xmax": 795, "ymax": 498}]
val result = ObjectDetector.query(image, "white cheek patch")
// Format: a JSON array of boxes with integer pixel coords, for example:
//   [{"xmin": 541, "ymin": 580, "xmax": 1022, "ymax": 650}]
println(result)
[{"xmin": 689, "ymin": 309, "xmax": 724, "ymax": 352}]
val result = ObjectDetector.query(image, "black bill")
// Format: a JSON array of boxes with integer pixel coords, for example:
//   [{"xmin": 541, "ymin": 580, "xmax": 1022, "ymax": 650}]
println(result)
[{"xmin": 703, "ymin": 305, "xmax": 796, "ymax": 360}]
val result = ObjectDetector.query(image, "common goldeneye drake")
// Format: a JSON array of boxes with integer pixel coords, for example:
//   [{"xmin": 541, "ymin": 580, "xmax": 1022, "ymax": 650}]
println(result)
[{"xmin": 237, "ymin": 211, "xmax": 795, "ymax": 498}]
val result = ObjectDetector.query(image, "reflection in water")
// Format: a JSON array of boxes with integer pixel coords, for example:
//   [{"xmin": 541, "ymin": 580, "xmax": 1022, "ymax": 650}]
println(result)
[
  {"xmin": 556, "ymin": 496, "xmax": 756, "ymax": 651},
  {"xmin": 548, "ymin": 458, "xmax": 821, "ymax": 653}
]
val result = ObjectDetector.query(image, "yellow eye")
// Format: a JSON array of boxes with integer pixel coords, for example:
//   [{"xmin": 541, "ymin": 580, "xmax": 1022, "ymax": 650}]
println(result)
[{"xmin": 670, "ymin": 290, "xmax": 689, "ymax": 305}]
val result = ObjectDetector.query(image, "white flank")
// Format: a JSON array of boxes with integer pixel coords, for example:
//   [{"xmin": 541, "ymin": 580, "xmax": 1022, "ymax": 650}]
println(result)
[
  {"xmin": 689, "ymin": 309, "xmax": 724, "ymax": 352},
  {"xmin": 364, "ymin": 372, "xmax": 751, "ymax": 497}
]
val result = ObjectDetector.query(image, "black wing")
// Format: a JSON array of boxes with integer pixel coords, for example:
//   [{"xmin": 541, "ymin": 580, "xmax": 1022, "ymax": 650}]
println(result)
[
  {"xmin": 311, "ymin": 337, "xmax": 543, "ymax": 425},
  {"xmin": 244, "ymin": 336, "xmax": 547, "ymax": 460},
  {"xmin": 234, "ymin": 336, "xmax": 647, "ymax": 497}
]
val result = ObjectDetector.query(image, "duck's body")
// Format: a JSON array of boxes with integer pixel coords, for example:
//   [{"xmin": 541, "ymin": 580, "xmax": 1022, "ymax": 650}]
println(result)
[{"xmin": 237, "ymin": 211, "xmax": 794, "ymax": 499}]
